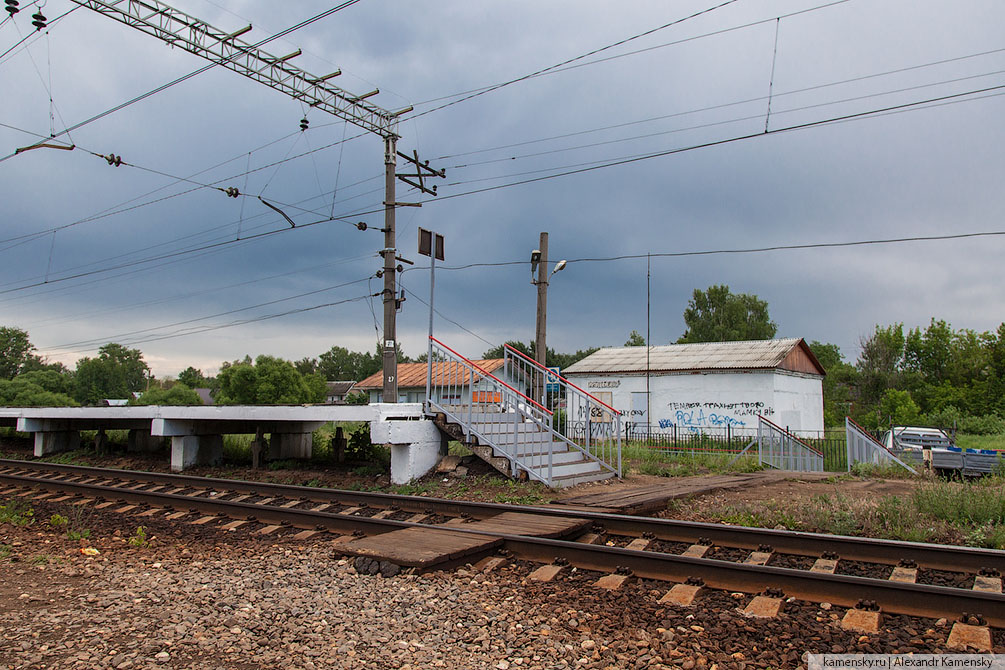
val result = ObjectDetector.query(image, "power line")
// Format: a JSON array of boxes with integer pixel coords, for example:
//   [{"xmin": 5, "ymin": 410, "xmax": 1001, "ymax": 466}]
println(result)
[
  {"xmin": 20, "ymin": 254, "xmax": 373, "ymax": 328},
  {"xmin": 0, "ymin": 0, "xmax": 365, "ymax": 164},
  {"xmin": 401, "ymin": 286, "xmax": 496, "ymax": 349},
  {"xmin": 408, "ymin": 0, "xmax": 851, "ymax": 114},
  {"xmin": 415, "ymin": 81, "xmax": 1005, "ymax": 205},
  {"xmin": 47, "ymin": 276, "xmax": 372, "ymax": 351},
  {"xmin": 407, "ymin": 230, "xmax": 1005, "ymax": 274},
  {"xmin": 0, "ymin": 6, "xmax": 78, "ymax": 63},
  {"xmin": 437, "ymin": 65, "xmax": 1005, "ymax": 172},
  {"xmin": 406, "ymin": 0, "xmax": 744, "ymax": 120},
  {"xmin": 7, "ymin": 78, "xmax": 1003, "ymax": 296},
  {"xmin": 0, "ymin": 128, "xmax": 371, "ymax": 251},
  {"xmin": 41, "ymin": 294, "xmax": 372, "ymax": 356}
]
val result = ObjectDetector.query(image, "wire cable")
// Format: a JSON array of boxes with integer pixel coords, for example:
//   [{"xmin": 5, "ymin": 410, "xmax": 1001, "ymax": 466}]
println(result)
[
  {"xmin": 48, "ymin": 276, "xmax": 372, "ymax": 350},
  {"xmin": 0, "ymin": 0, "xmax": 364, "ymax": 164},
  {"xmin": 406, "ymin": 0, "xmax": 743, "ymax": 119}
]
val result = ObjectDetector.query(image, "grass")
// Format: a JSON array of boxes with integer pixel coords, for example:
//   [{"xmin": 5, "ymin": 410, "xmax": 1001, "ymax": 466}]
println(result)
[
  {"xmin": 847, "ymin": 461, "xmax": 918, "ymax": 479},
  {"xmin": 0, "ymin": 544, "xmax": 11, "ymax": 560},
  {"xmin": 39, "ymin": 449, "xmax": 93, "ymax": 466},
  {"xmin": 676, "ymin": 474, "xmax": 1005, "ymax": 548},
  {"xmin": 955, "ymin": 433, "xmax": 1005, "ymax": 451},
  {"xmin": 627, "ymin": 448, "xmax": 764, "ymax": 478},
  {"xmin": 0, "ymin": 499, "xmax": 34, "ymax": 526},
  {"xmin": 128, "ymin": 526, "xmax": 149, "ymax": 548}
]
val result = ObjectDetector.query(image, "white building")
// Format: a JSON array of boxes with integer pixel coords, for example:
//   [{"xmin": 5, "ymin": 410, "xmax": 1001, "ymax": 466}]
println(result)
[{"xmin": 562, "ymin": 338, "xmax": 825, "ymax": 435}]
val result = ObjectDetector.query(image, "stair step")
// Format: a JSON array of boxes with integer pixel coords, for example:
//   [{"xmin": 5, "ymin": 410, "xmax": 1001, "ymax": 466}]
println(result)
[
  {"xmin": 552, "ymin": 468, "xmax": 618, "ymax": 488},
  {"xmin": 503, "ymin": 450, "xmax": 583, "ymax": 466}
]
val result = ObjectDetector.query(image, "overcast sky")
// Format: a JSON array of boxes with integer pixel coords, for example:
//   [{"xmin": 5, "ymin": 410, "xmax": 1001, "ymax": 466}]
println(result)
[{"xmin": 3, "ymin": 0, "xmax": 1005, "ymax": 377}]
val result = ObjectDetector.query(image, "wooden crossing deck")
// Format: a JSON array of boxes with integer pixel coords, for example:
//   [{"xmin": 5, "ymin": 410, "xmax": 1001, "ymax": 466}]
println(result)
[
  {"xmin": 339, "ymin": 512, "xmax": 590, "ymax": 570},
  {"xmin": 552, "ymin": 472, "xmax": 835, "ymax": 515}
]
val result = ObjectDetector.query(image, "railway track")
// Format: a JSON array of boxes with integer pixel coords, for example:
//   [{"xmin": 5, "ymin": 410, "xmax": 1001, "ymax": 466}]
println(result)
[{"xmin": 2, "ymin": 458, "xmax": 1003, "ymax": 629}]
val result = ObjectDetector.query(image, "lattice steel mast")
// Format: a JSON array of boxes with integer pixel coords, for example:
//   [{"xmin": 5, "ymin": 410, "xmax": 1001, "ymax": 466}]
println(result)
[{"xmin": 70, "ymin": 0, "xmax": 443, "ymax": 402}]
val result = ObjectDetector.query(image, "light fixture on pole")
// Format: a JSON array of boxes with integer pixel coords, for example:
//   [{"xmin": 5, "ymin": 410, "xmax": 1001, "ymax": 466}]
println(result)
[{"xmin": 531, "ymin": 232, "xmax": 566, "ymax": 403}]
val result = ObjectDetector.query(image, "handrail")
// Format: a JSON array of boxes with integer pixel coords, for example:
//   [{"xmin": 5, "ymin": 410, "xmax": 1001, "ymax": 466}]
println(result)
[
  {"xmin": 759, "ymin": 415, "xmax": 824, "ymax": 457},
  {"xmin": 430, "ymin": 336, "xmax": 552, "ymax": 415},
  {"xmin": 846, "ymin": 416, "xmax": 902, "ymax": 458},
  {"xmin": 503, "ymin": 343, "xmax": 619, "ymax": 415}
]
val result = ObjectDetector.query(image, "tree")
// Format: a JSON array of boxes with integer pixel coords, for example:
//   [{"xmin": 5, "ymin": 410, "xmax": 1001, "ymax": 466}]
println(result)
[
  {"xmin": 481, "ymin": 341, "xmax": 597, "ymax": 370},
  {"xmin": 73, "ymin": 343, "xmax": 150, "ymax": 404},
  {"xmin": 0, "ymin": 376, "xmax": 77, "ymax": 407},
  {"xmin": 809, "ymin": 341, "xmax": 857, "ymax": 426},
  {"xmin": 317, "ymin": 346, "xmax": 380, "ymax": 381},
  {"xmin": 130, "ymin": 383, "xmax": 202, "ymax": 406},
  {"xmin": 878, "ymin": 388, "xmax": 922, "ymax": 427},
  {"xmin": 676, "ymin": 285, "xmax": 777, "ymax": 343},
  {"xmin": 215, "ymin": 355, "xmax": 326, "ymax": 405},
  {"xmin": 482, "ymin": 341, "xmax": 531, "ymax": 360},
  {"xmin": 294, "ymin": 357, "xmax": 318, "ymax": 376},
  {"xmin": 624, "ymin": 330, "xmax": 646, "ymax": 347},
  {"xmin": 177, "ymin": 366, "xmax": 209, "ymax": 389},
  {"xmin": 855, "ymin": 324, "xmax": 906, "ymax": 409},
  {"xmin": 0, "ymin": 326, "xmax": 34, "ymax": 379}
]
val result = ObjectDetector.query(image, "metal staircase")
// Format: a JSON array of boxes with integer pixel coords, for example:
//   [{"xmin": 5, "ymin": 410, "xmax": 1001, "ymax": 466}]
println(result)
[{"xmin": 426, "ymin": 338, "xmax": 621, "ymax": 488}]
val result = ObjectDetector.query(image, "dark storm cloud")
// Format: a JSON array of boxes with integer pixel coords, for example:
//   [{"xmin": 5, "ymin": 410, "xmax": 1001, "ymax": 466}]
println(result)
[{"xmin": 2, "ymin": 0, "xmax": 1004, "ymax": 375}]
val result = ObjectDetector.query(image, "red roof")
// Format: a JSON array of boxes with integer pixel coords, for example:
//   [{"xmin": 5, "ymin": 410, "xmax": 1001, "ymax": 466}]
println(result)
[{"xmin": 355, "ymin": 359, "xmax": 506, "ymax": 390}]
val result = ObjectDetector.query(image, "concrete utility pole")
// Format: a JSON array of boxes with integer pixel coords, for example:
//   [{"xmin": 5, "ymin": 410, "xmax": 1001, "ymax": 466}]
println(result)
[{"xmin": 382, "ymin": 137, "xmax": 398, "ymax": 403}]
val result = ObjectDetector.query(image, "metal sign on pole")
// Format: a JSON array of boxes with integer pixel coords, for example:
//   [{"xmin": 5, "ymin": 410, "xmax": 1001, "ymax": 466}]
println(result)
[{"xmin": 419, "ymin": 228, "xmax": 444, "ymax": 410}]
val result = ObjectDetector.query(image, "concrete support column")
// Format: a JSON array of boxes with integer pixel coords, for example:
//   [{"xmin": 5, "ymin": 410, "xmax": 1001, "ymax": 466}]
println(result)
[
  {"xmin": 170, "ymin": 434, "xmax": 223, "ymax": 472},
  {"xmin": 127, "ymin": 429, "xmax": 162, "ymax": 453},
  {"xmin": 268, "ymin": 432, "xmax": 313, "ymax": 461},
  {"xmin": 372, "ymin": 416, "xmax": 448, "ymax": 485},
  {"xmin": 33, "ymin": 430, "xmax": 80, "ymax": 457}
]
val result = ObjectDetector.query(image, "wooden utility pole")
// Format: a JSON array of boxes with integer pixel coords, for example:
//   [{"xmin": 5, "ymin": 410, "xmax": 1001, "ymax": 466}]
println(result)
[{"xmin": 534, "ymin": 232, "xmax": 549, "ymax": 371}]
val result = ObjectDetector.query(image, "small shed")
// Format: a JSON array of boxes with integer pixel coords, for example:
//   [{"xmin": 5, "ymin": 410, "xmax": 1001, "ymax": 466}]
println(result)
[
  {"xmin": 355, "ymin": 359, "xmax": 519, "ymax": 405},
  {"xmin": 562, "ymin": 338, "xmax": 825, "ymax": 435}
]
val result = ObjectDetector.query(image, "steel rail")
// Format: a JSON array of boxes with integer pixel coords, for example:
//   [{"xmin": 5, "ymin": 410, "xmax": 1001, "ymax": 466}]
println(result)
[
  {"xmin": 2, "ymin": 469, "xmax": 1003, "ymax": 627},
  {"xmin": 2, "ymin": 459, "xmax": 1002, "ymax": 572}
]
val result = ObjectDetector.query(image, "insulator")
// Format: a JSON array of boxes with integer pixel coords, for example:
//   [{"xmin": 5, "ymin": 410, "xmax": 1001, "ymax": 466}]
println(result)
[
  {"xmin": 31, "ymin": 10, "xmax": 45, "ymax": 30},
  {"xmin": 4, "ymin": 1, "xmax": 19, "ymax": 18},
  {"xmin": 224, "ymin": 187, "xmax": 240, "ymax": 198},
  {"xmin": 299, "ymin": 117, "xmax": 308, "ymax": 131},
  {"xmin": 105, "ymin": 153, "xmax": 122, "ymax": 167},
  {"xmin": 355, "ymin": 221, "xmax": 367, "ymax": 231}
]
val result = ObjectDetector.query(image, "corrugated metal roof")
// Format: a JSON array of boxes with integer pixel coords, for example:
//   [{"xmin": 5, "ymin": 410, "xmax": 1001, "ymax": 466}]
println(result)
[
  {"xmin": 355, "ymin": 359, "xmax": 506, "ymax": 390},
  {"xmin": 563, "ymin": 338, "xmax": 815, "ymax": 375}
]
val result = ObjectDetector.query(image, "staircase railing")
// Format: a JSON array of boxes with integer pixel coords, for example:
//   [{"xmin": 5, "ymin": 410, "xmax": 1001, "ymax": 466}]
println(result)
[
  {"xmin": 757, "ymin": 416, "xmax": 824, "ymax": 472},
  {"xmin": 426, "ymin": 337, "xmax": 559, "ymax": 484},
  {"xmin": 503, "ymin": 344, "xmax": 622, "ymax": 478}
]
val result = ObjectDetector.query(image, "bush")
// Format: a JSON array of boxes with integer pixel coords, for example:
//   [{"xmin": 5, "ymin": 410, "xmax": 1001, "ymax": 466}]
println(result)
[
  {"xmin": 958, "ymin": 414, "xmax": 1005, "ymax": 435},
  {"xmin": 344, "ymin": 391, "xmax": 368, "ymax": 405}
]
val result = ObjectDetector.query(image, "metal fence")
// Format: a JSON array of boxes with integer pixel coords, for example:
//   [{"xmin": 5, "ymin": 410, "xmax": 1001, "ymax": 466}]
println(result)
[
  {"xmin": 619, "ymin": 421, "xmax": 847, "ymax": 471},
  {"xmin": 756, "ymin": 417, "xmax": 824, "ymax": 472},
  {"xmin": 845, "ymin": 417, "xmax": 917, "ymax": 474}
]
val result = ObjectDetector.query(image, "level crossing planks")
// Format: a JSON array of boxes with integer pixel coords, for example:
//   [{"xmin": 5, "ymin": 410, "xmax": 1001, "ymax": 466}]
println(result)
[{"xmin": 339, "ymin": 511, "xmax": 589, "ymax": 570}]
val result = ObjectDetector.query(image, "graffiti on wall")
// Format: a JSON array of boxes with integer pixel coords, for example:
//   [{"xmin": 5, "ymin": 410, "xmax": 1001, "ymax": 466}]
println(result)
[{"xmin": 657, "ymin": 401, "xmax": 774, "ymax": 432}]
